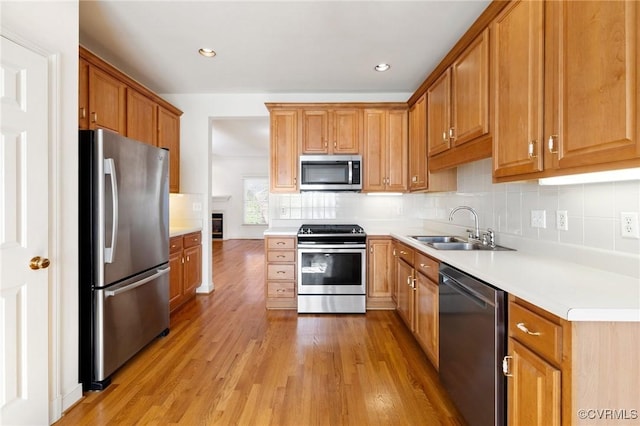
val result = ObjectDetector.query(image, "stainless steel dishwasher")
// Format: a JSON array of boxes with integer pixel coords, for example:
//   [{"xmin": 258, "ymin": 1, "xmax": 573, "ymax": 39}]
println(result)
[{"xmin": 439, "ymin": 264, "xmax": 506, "ymax": 426}]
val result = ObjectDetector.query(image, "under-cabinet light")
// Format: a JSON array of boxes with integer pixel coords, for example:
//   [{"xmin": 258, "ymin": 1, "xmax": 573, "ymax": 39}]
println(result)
[
  {"xmin": 538, "ymin": 168, "xmax": 640, "ymax": 185},
  {"xmin": 365, "ymin": 192, "xmax": 403, "ymax": 196}
]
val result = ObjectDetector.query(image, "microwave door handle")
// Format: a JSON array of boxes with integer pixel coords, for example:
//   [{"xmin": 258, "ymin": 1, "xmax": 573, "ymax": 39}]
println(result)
[{"xmin": 348, "ymin": 161, "xmax": 353, "ymax": 184}]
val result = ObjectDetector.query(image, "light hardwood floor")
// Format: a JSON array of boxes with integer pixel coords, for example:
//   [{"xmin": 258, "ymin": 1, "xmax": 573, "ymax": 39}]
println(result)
[{"xmin": 56, "ymin": 239, "xmax": 463, "ymax": 425}]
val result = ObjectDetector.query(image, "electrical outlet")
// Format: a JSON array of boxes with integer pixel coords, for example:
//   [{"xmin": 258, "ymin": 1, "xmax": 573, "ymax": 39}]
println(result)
[
  {"xmin": 531, "ymin": 210, "xmax": 546, "ymax": 228},
  {"xmin": 192, "ymin": 202, "xmax": 202, "ymax": 212},
  {"xmin": 556, "ymin": 210, "xmax": 568, "ymax": 231},
  {"xmin": 621, "ymin": 212, "xmax": 639, "ymax": 238}
]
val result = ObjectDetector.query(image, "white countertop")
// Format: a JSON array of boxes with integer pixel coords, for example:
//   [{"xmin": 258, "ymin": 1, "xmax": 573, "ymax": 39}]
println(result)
[
  {"xmin": 391, "ymin": 233, "xmax": 640, "ymax": 322},
  {"xmin": 170, "ymin": 226, "xmax": 203, "ymax": 238},
  {"xmin": 265, "ymin": 226, "xmax": 640, "ymax": 322}
]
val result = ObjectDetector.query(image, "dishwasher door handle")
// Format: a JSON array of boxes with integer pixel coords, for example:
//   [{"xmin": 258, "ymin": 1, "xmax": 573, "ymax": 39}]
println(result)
[{"xmin": 441, "ymin": 275, "xmax": 490, "ymax": 308}]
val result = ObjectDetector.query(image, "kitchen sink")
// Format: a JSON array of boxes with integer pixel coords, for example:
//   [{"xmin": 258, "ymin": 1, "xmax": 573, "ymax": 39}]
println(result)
[
  {"xmin": 409, "ymin": 236, "xmax": 514, "ymax": 251},
  {"xmin": 410, "ymin": 235, "xmax": 466, "ymax": 243}
]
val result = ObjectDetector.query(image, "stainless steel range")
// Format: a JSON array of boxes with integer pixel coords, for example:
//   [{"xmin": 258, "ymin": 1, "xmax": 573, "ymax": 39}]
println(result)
[{"xmin": 297, "ymin": 224, "xmax": 366, "ymax": 313}]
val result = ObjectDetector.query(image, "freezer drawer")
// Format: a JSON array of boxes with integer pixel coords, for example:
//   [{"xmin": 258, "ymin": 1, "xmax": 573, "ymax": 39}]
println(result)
[{"xmin": 93, "ymin": 265, "xmax": 170, "ymax": 386}]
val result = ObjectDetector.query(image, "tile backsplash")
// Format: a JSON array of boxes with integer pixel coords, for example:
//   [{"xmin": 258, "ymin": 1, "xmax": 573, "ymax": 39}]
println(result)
[{"xmin": 270, "ymin": 159, "xmax": 640, "ymax": 256}]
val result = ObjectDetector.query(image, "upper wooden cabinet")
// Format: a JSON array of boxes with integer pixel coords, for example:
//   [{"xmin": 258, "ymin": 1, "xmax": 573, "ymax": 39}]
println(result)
[
  {"xmin": 158, "ymin": 106, "xmax": 181, "ymax": 193},
  {"xmin": 427, "ymin": 29, "xmax": 491, "ymax": 171},
  {"xmin": 79, "ymin": 46, "xmax": 183, "ymax": 192},
  {"xmin": 79, "ymin": 58, "xmax": 89, "ymax": 130},
  {"xmin": 492, "ymin": 1, "xmax": 640, "ymax": 181},
  {"xmin": 363, "ymin": 108, "xmax": 408, "ymax": 192},
  {"xmin": 301, "ymin": 107, "xmax": 362, "ymax": 154},
  {"xmin": 87, "ymin": 65, "xmax": 127, "ymax": 134},
  {"xmin": 268, "ymin": 108, "xmax": 299, "ymax": 193},
  {"xmin": 409, "ymin": 94, "xmax": 457, "ymax": 193},
  {"xmin": 127, "ymin": 89, "xmax": 158, "ymax": 146}
]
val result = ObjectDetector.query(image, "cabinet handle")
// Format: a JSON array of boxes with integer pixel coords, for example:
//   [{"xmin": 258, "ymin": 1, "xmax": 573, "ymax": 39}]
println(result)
[
  {"xmin": 528, "ymin": 140, "xmax": 537, "ymax": 159},
  {"xmin": 502, "ymin": 355, "xmax": 513, "ymax": 377},
  {"xmin": 449, "ymin": 127, "xmax": 455, "ymax": 139},
  {"xmin": 181, "ymin": 257, "xmax": 185, "ymax": 264},
  {"xmin": 80, "ymin": 107, "xmax": 86, "ymax": 119},
  {"xmin": 442, "ymin": 131, "xmax": 448, "ymax": 142},
  {"xmin": 333, "ymin": 141, "xmax": 337, "ymax": 148},
  {"xmin": 90, "ymin": 112, "xmax": 97, "ymax": 123},
  {"xmin": 407, "ymin": 276, "xmax": 411, "ymax": 286},
  {"xmin": 516, "ymin": 322, "xmax": 541, "ymax": 336},
  {"xmin": 277, "ymin": 270, "xmax": 286, "ymax": 274},
  {"xmin": 324, "ymin": 141, "xmax": 328, "ymax": 148},
  {"xmin": 400, "ymin": 250, "xmax": 408, "ymax": 255},
  {"xmin": 411, "ymin": 176, "xmax": 417, "ymax": 183},
  {"xmin": 393, "ymin": 249, "xmax": 397, "ymax": 256},
  {"xmin": 276, "ymin": 288, "xmax": 286, "ymax": 293},
  {"xmin": 419, "ymin": 263, "xmax": 430, "ymax": 269},
  {"xmin": 276, "ymin": 241, "xmax": 285, "ymax": 245},
  {"xmin": 276, "ymin": 255, "xmax": 285, "ymax": 258},
  {"xmin": 548, "ymin": 134, "xmax": 558, "ymax": 154},
  {"xmin": 370, "ymin": 246, "xmax": 373, "ymax": 253},
  {"xmin": 186, "ymin": 255, "xmax": 190, "ymax": 262},
  {"xmin": 412, "ymin": 278, "xmax": 417, "ymax": 291}
]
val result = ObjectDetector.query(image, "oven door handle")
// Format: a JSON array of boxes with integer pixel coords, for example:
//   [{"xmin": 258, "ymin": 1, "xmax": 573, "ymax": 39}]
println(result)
[{"xmin": 298, "ymin": 244, "xmax": 366, "ymax": 250}]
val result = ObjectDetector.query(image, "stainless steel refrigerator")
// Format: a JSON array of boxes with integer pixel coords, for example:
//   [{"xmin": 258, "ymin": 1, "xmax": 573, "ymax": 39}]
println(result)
[{"xmin": 79, "ymin": 129, "xmax": 170, "ymax": 391}]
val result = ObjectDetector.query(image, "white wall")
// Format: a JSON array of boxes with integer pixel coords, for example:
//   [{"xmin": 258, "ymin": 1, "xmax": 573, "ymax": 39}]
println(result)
[
  {"xmin": 160, "ymin": 92, "xmax": 410, "ymax": 289},
  {"xmin": 270, "ymin": 159, "xmax": 640, "ymax": 277},
  {"xmin": 211, "ymin": 155, "xmax": 268, "ymax": 239},
  {"xmin": 1, "ymin": 0, "xmax": 82, "ymax": 421}
]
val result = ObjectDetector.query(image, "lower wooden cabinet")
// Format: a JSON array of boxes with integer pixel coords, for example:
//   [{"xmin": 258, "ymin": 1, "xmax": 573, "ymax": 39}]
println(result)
[
  {"xmin": 169, "ymin": 231, "xmax": 202, "ymax": 313},
  {"xmin": 366, "ymin": 237, "xmax": 395, "ymax": 309},
  {"xmin": 265, "ymin": 236, "xmax": 297, "ymax": 309},
  {"xmin": 504, "ymin": 296, "xmax": 568, "ymax": 426}
]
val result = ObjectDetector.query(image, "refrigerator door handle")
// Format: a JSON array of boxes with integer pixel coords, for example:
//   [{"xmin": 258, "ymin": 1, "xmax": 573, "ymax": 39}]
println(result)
[
  {"xmin": 105, "ymin": 267, "xmax": 170, "ymax": 298},
  {"xmin": 104, "ymin": 158, "xmax": 119, "ymax": 263}
]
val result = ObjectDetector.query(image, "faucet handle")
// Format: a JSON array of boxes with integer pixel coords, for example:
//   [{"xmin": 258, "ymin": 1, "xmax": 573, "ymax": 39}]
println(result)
[{"xmin": 483, "ymin": 228, "xmax": 496, "ymax": 247}]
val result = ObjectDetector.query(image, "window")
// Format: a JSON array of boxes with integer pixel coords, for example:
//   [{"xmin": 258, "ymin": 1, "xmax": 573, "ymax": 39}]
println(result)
[{"xmin": 243, "ymin": 177, "xmax": 269, "ymax": 225}]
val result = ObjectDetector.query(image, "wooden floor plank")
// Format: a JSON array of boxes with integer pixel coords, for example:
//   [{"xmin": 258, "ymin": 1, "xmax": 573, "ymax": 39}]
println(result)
[{"xmin": 56, "ymin": 239, "xmax": 463, "ymax": 425}]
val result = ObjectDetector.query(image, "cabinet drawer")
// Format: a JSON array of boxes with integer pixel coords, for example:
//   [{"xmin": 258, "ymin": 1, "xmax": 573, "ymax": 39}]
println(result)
[
  {"xmin": 267, "ymin": 237, "xmax": 295, "ymax": 250},
  {"xmin": 267, "ymin": 250, "xmax": 296, "ymax": 263},
  {"xmin": 415, "ymin": 252, "xmax": 438, "ymax": 282},
  {"xmin": 396, "ymin": 243, "xmax": 414, "ymax": 265},
  {"xmin": 267, "ymin": 281, "xmax": 295, "ymax": 298},
  {"xmin": 183, "ymin": 232, "xmax": 201, "ymax": 248},
  {"xmin": 509, "ymin": 301, "xmax": 563, "ymax": 365},
  {"xmin": 169, "ymin": 236, "xmax": 183, "ymax": 253},
  {"xmin": 267, "ymin": 264, "xmax": 296, "ymax": 280}
]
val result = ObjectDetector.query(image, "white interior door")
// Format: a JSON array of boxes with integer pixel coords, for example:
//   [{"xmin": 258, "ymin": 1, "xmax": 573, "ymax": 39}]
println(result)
[{"xmin": 0, "ymin": 35, "xmax": 50, "ymax": 425}]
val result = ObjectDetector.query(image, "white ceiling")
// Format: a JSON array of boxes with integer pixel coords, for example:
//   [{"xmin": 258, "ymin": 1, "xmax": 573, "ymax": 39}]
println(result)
[
  {"xmin": 80, "ymin": 1, "xmax": 491, "ymax": 157},
  {"xmin": 79, "ymin": 0, "xmax": 492, "ymax": 95}
]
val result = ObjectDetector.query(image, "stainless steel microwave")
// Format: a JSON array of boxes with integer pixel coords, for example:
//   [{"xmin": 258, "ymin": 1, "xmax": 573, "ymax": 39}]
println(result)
[{"xmin": 299, "ymin": 155, "xmax": 362, "ymax": 191}]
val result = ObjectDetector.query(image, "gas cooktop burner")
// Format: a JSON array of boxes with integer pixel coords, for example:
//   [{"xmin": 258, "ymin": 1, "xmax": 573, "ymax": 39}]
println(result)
[{"xmin": 298, "ymin": 224, "xmax": 365, "ymax": 235}]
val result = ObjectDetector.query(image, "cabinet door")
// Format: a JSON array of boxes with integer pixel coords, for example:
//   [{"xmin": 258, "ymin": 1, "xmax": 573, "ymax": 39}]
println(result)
[
  {"xmin": 492, "ymin": 0, "xmax": 545, "ymax": 178},
  {"xmin": 427, "ymin": 69, "xmax": 451, "ymax": 157},
  {"xmin": 396, "ymin": 258, "xmax": 414, "ymax": 330},
  {"xmin": 386, "ymin": 109, "xmax": 408, "ymax": 192},
  {"xmin": 452, "ymin": 28, "xmax": 489, "ymax": 147},
  {"xmin": 409, "ymin": 95, "xmax": 427, "ymax": 191},
  {"xmin": 158, "ymin": 106, "xmax": 180, "ymax": 193},
  {"xmin": 88, "ymin": 65, "xmax": 126, "ymax": 133},
  {"xmin": 332, "ymin": 108, "xmax": 361, "ymax": 154},
  {"xmin": 270, "ymin": 109, "xmax": 298, "ymax": 192},
  {"xmin": 547, "ymin": 1, "xmax": 639, "ymax": 170},
  {"xmin": 79, "ymin": 58, "xmax": 89, "ymax": 129},
  {"xmin": 414, "ymin": 272, "xmax": 439, "ymax": 368},
  {"xmin": 183, "ymin": 244, "xmax": 202, "ymax": 296},
  {"xmin": 367, "ymin": 238, "xmax": 394, "ymax": 309},
  {"xmin": 168, "ymin": 250, "xmax": 183, "ymax": 312},
  {"xmin": 507, "ymin": 339, "xmax": 561, "ymax": 426},
  {"xmin": 363, "ymin": 109, "xmax": 387, "ymax": 191},
  {"xmin": 127, "ymin": 89, "xmax": 158, "ymax": 146},
  {"xmin": 301, "ymin": 109, "xmax": 329, "ymax": 154}
]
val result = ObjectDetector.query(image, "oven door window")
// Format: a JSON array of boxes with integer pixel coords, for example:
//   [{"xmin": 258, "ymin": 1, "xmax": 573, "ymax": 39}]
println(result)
[{"xmin": 299, "ymin": 251, "xmax": 362, "ymax": 287}]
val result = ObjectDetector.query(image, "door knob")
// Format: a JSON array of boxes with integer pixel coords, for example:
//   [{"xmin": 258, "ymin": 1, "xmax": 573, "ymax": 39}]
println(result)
[{"xmin": 29, "ymin": 256, "xmax": 50, "ymax": 270}]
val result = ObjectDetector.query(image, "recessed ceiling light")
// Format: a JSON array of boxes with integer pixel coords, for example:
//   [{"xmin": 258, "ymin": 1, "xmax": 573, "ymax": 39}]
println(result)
[
  {"xmin": 374, "ymin": 63, "xmax": 391, "ymax": 72},
  {"xmin": 199, "ymin": 48, "xmax": 217, "ymax": 58}
]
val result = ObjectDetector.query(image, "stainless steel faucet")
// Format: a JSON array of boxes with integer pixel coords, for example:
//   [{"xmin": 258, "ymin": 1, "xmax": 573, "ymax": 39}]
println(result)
[{"xmin": 449, "ymin": 206, "xmax": 480, "ymax": 241}]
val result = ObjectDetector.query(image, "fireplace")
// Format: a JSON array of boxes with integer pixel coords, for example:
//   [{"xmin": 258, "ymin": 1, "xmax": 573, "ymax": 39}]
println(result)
[{"xmin": 211, "ymin": 213, "xmax": 223, "ymax": 239}]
